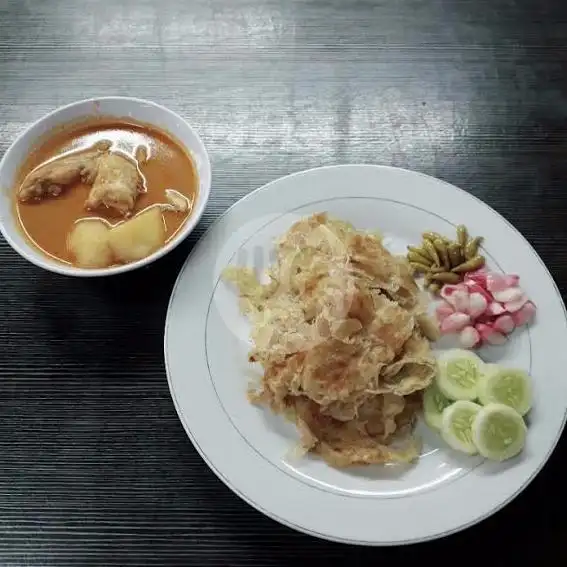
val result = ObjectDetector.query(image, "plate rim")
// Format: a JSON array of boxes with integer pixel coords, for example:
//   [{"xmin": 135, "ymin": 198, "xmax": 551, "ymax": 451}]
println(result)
[{"xmin": 164, "ymin": 164, "xmax": 567, "ymax": 545}]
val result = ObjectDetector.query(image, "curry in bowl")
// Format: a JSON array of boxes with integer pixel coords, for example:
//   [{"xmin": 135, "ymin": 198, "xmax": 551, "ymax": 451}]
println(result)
[{"xmin": 14, "ymin": 117, "xmax": 198, "ymax": 268}]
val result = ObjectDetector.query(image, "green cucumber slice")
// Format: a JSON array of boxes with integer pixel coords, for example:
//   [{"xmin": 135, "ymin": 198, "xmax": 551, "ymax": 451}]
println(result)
[
  {"xmin": 472, "ymin": 403, "xmax": 527, "ymax": 461},
  {"xmin": 423, "ymin": 383, "xmax": 453, "ymax": 430},
  {"xmin": 478, "ymin": 366, "xmax": 532, "ymax": 416},
  {"xmin": 436, "ymin": 349, "xmax": 485, "ymax": 401},
  {"xmin": 441, "ymin": 400, "xmax": 482, "ymax": 454}
]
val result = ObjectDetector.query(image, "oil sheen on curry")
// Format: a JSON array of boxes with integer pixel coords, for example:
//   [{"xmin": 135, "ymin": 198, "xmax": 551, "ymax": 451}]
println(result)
[{"xmin": 15, "ymin": 118, "xmax": 198, "ymax": 268}]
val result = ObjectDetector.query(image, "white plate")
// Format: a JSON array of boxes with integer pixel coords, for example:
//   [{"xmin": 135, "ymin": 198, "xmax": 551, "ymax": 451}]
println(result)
[{"xmin": 164, "ymin": 165, "xmax": 567, "ymax": 545}]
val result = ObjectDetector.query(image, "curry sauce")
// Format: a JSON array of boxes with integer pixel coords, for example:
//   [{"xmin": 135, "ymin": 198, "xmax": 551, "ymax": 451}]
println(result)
[{"xmin": 15, "ymin": 118, "xmax": 198, "ymax": 266}]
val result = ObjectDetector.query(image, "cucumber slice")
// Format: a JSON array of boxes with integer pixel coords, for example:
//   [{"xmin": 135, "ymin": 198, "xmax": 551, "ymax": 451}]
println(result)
[
  {"xmin": 423, "ymin": 383, "xmax": 453, "ymax": 430},
  {"xmin": 441, "ymin": 400, "xmax": 482, "ymax": 454},
  {"xmin": 436, "ymin": 349, "xmax": 485, "ymax": 401},
  {"xmin": 472, "ymin": 403, "xmax": 527, "ymax": 461},
  {"xmin": 478, "ymin": 366, "xmax": 532, "ymax": 416}
]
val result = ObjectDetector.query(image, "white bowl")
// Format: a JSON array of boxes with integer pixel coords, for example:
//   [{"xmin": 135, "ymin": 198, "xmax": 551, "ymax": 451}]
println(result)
[{"xmin": 0, "ymin": 96, "xmax": 212, "ymax": 277}]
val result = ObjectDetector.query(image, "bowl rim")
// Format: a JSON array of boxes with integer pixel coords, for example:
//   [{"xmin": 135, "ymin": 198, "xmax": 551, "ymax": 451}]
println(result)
[{"xmin": 0, "ymin": 96, "xmax": 212, "ymax": 277}]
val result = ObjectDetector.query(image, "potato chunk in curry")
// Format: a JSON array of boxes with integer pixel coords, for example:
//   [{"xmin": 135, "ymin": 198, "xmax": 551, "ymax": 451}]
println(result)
[
  {"xmin": 108, "ymin": 206, "xmax": 166, "ymax": 263},
  {"xmin": 68, "ymin": 219, "xmax": 112, "ymax": 268}
]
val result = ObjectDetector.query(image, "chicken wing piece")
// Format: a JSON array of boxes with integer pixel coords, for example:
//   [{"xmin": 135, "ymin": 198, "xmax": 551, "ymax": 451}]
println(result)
[
  {"xmin": 85, "ymin": 153, "xmax": 144, "ymax": 216},
  {"xmin": 18, "ymin": 148, "xmax": 102, "ymax": 201}
]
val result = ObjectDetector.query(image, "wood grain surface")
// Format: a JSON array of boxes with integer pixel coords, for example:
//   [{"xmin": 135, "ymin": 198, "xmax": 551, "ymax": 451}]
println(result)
[{"xmin": 1, "ymin": 0, "xmax": 567, "ymax": 564}]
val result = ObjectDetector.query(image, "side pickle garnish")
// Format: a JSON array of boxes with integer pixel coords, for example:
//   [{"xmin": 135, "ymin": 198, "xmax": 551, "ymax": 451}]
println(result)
[{"xmin": 407, "ymin": 225, "xmax": 485, "ymax": 293}]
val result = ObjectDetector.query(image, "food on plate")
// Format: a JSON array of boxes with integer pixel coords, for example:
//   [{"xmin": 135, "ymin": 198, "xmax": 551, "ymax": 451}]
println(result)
[
  {"xmin": 471, "ymin": 403, "xmax": 527, "ymax": 461},
  {"xmin": 68, "ymin": 218, "xmax": 112, "ymax": 268},
  {"xmin": 107, "ymin": 206, "xmax": 166, "ymax": 263},
  {"xmin": 423, "ymin": 382, "xmax": 452, "ymax": 430},
  {"xmin": 14, "ymin": 117, "xmax": 197, "ymax": 268},
  {"xmin": 435, "ymin": 270, "xmax": 536, "ymax": 348},
  {"xmin": 436, "ymin": 349, "xmax": 485, "ymax": 401},
  {"xmin": 407, "ymin": 225, "xmax": 486, "ymax": 294},
  {"xmin": 224, "ymin": 213, "xmax": 439, "ymax": 467},
  {"xmin": 477, "ymin": 365, "xmax": 532, "ymax": 416},
  {"xmin": 415, "ymin": 312, "xmax": 441, "ymax": 342},
  {"xmin": 423, "ymin": 349, "xmax": 532, "ymax": 461},
  {"xmin": 440, "ymin": 400, "xmax": 482, "ymax": 454}
]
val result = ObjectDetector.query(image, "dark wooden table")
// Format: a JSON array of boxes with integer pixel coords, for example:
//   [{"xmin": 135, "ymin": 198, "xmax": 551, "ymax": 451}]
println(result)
[{"xmin": 1, "ymin": 0, "xmax": 566, "ymax": 564}]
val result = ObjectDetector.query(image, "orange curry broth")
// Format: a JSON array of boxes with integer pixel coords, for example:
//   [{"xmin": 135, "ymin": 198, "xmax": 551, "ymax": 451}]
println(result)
[{"xmin": 14, "ymin": 118, "xmax": 198, "ymax": 265}]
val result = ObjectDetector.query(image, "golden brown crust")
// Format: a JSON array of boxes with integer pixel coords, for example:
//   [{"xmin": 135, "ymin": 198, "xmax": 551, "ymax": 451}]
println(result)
[{"xmin": 225, "ymin": 213, "xmax": 436, "ymax": 467}]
